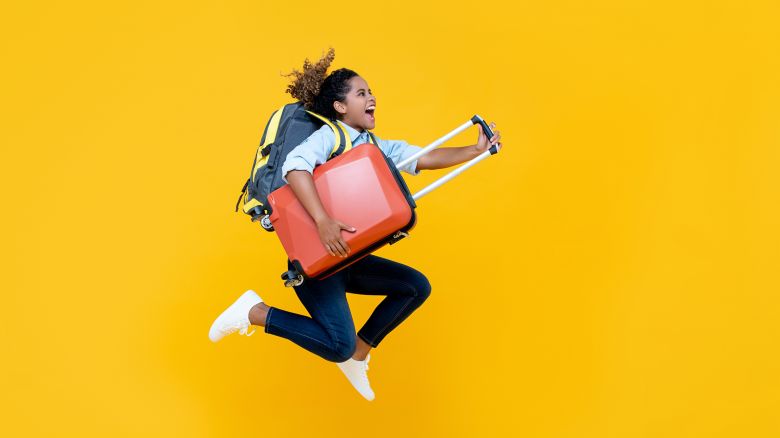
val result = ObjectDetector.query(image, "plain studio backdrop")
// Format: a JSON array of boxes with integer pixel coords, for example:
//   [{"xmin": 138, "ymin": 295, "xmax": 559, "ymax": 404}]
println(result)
[{"xmin": 2, "ymin": 1, "xmax": 779, "ymax": 437}]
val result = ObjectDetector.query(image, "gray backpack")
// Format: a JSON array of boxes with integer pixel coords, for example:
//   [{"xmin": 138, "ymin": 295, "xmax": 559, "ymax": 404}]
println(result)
[{"xmin": 235, "ymin": 101, "xmax": 376, "ymax": 228}]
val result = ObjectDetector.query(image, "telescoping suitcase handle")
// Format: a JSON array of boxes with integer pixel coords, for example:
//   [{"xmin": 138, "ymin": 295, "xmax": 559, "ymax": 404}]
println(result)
[{"xmin": 397, "ymin": 114, "xmax": 502, "ymax": 201}]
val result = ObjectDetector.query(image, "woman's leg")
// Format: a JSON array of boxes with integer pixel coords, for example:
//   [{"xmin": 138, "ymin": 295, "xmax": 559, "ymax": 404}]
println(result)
[
  {"xmin": 251, "ymin": 262, "xmax": 358, "ymax": 363},
  {"xmin": 344, "ymin": 255, "xmax": 432, "ymax": 359}
]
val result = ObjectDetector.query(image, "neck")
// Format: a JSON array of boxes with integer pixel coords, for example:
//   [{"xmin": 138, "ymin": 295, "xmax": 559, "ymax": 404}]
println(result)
[{"xmin": 339, "ymin": 119, "xmax": 364, "ymax": 133}]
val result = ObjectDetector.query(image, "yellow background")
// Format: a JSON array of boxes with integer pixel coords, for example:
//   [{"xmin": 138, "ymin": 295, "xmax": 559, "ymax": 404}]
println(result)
[{"xmin": 2, "ymin": 1, "xmax": 779, "ymax": 436}]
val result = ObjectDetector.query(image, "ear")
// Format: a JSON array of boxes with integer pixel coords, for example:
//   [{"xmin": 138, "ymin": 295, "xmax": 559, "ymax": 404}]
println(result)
[{"xmin": 333, "ymin": 100, "xmax": 347, "ymax": 115}]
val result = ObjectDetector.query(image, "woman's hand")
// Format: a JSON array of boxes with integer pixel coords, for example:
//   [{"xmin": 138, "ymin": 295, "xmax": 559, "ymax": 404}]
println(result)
[
  {"xmin": 316, "ymin": 216, "xmax": 356, "ymax": 258},
  {"xmin": 475, "ymin": 121, "xmax": 501, "ymax": 153}
]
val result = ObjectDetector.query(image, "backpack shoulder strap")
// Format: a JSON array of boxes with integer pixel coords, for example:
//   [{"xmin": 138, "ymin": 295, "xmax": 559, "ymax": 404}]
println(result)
[
  {"xmin": 367, "ymin": 131, "xmax": 377, "ymax": 145},
  {"xmin": 336, "ymin": 121, "xmax": 352, "ymax": 156},
  {"xmin": 305, "ymin": 111, "xmax": 348, "ymax": 158}
]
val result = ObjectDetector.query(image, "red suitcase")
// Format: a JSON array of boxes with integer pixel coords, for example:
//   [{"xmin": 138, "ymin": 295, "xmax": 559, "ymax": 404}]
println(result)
[{"xmin": 265, "ymin": 115, "xmax": 501, "ymax": 287}]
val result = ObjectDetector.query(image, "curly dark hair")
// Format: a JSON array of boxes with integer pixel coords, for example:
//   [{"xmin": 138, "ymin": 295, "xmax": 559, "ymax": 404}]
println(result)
[{"xmin": 283, "ymin": 48, "xmax": 359, "ymax": 121}]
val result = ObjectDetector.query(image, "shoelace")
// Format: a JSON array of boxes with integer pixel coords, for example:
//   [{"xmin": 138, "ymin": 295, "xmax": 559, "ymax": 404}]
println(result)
[
  {"xmin": 239, "ymin": 325, "xmax": 256, "ymax": 336},
  {"xmin": 359, "ymin": 355, "xmax": 370, "ymax": 381},
  {"xmin": 222, "ymin": 320, "xmax": 255, "ymax": 337}
]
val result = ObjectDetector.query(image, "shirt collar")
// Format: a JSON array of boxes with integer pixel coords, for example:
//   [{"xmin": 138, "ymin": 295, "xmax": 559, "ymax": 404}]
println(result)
[{"xmin": 336, "ymin": 120, "xmax": 368, "ymax": 145}]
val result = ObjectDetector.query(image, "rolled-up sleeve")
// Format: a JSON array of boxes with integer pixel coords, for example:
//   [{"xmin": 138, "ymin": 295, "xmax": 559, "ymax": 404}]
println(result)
[
  {"xmin": 379, "ymin": 138, "xmax": 423, "ymax": 176},
  {"xmin": 281, "ymin": 125, "xmax": 335, "ymax": 184}
]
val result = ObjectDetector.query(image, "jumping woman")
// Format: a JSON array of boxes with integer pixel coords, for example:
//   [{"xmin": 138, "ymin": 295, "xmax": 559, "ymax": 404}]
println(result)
[{"xmin": 209, "ymin": 48, "xmax": 502, "ymax": 401}]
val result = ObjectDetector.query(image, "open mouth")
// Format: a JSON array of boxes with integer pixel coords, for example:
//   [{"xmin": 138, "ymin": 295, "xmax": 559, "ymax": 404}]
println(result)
[{"xmin": 365, "ymin": 105, "xmax": 376, "ymax": 122}]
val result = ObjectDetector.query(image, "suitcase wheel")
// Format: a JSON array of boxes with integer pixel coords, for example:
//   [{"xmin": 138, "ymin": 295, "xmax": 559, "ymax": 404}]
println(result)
[
  {"xmin": 260, "ymin": 215, "xmax": 274, "ymax": 232},
  {"xmin": 281, "ymin": 270, "xmax": 304, "ymax": 288}
]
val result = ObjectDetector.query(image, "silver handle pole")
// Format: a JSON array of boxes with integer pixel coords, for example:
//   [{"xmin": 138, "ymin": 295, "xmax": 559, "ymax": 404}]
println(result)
[
  {"xmin": 412, "ymin": 149, "xmax": 495, "ymax": 200},
  {"xmin": 397, "ymin": 120, "xmax": 474, "ymax": 170}
]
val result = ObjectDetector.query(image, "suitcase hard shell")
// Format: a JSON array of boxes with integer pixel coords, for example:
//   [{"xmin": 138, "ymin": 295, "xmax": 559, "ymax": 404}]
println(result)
[{"xmin": 267, "ymin": 143, "xmax": 417, "ymax": 281}]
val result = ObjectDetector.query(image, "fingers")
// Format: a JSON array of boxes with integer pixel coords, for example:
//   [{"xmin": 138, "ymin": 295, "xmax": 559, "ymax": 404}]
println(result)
[
  {"xmin": 490, "ymin": 130, "xmax": 501, "ymax": 145},
  {"xmin": 324, "ymin": 235, "xmax": 350, "ymax": 258},
  {"xmin": 479, "ymin": 122, "xmax": 500, "ymax": 143},
  {"xmin": 324, "ymin": 240, "xmax": 348, "ymax": 257},
  {"xmin": 324, "ymin": 242, "xmax": 335, "ymax": 257},
  {"xmin": 331, "ymin": 238, "xmax": 349, "ymax": 257},
  {"xmin": 488, "ymin": 122, "xmax": 501, "ymax": 145},
  {"xmin": 321, "ymin": 221, "xmax": 355, "ymax": 258}
]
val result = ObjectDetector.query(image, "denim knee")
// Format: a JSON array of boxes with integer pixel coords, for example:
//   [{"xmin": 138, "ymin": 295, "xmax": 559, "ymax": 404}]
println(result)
[
  {"xmin": 329, "ymin": 333, "xmax": 357, "ymax": 363},
  {"xmin": 414, "ymin": 273, "xmax": 432, "ymax": 302}
]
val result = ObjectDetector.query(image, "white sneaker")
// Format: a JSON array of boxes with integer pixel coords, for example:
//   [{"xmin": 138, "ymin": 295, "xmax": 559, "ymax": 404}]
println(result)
[
  {"xmin": 337, "ymin": 354, "xmax": 375, "ymax": 401},
  {"xmin": 209, "ymin": 290, "xmax": 263, "ymax": 342}
]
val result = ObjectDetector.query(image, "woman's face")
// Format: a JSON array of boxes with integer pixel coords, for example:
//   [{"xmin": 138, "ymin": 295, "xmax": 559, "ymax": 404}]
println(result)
[{"xmin": 334, "ymin": 76, "xmax": 376, "ymax": 131}]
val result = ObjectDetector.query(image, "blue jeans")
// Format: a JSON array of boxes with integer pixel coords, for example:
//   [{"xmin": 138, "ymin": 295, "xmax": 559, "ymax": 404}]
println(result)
[{"xmin": 264, "ymin": 254, "xmax": 432, "ymax": 362}]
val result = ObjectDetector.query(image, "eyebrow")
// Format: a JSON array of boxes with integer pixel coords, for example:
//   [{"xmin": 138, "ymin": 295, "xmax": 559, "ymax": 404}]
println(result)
[{"xmin": 356, "ymin": 88, "xmax": 372, "ymax": 94}]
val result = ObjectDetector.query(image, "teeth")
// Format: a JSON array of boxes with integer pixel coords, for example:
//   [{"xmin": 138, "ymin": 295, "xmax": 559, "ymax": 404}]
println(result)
[{"xmin": 367, "ymin": 106, "xmax": 375, "ymax": 111}]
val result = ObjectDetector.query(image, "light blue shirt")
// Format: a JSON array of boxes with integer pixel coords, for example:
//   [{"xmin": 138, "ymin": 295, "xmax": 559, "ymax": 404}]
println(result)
[{"xmin": 281, "ymin": 120, "xmax": 423, "ymax": 183}]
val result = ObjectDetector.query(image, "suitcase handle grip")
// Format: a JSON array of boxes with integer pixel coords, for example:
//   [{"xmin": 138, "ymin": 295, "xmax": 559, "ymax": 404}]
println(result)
[{"xmin": 470, "ymin": 115, "xmax": 501, "ymax": 155}]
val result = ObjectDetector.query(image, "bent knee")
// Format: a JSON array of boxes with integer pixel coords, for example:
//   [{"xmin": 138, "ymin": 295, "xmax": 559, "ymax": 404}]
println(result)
[
  {"xmin": 414, "ymin": 273, "xmax": 432, "ymax": 301},
  {"xmin": 329, "ymin": 334, "xmax": 357, "ymax": 363}
]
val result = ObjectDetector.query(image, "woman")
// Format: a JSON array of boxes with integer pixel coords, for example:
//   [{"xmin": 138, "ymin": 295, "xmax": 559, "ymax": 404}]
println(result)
[{"xmin": 210, "ymin": 48, "xmax": 502, "ymax": 401}]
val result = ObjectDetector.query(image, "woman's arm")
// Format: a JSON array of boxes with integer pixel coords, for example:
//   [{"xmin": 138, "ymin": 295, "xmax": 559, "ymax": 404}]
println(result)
[
  {"xmin": 281, "ymin": 125, "xmax": 356, "ymax": 258},
  {"xmin": 416, "ymin": 122, "xmax": 501, "ymax": 171},
  {"xmin": 286, "ymin": 170, "xmax": 356, "ymax": 258},
  {"xmin": 416, "ymin": 145, "xmax": 482, "ymax": 170}
]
